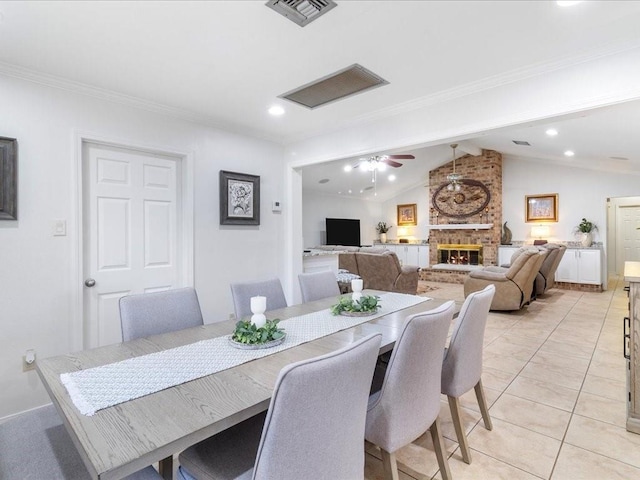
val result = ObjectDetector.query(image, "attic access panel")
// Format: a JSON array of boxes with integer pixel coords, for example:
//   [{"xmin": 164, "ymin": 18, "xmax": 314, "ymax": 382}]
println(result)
[{"xmin": 280, "ymin": 64, "xmax": 389, "ymax": 109}]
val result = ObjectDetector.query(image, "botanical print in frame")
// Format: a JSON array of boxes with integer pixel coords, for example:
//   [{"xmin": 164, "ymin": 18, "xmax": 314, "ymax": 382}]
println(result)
[
  {"xmin": 220, "ymin": 170, "xmax": 260, "ymax": 225},
  {"xmin": 525, "ymin": 193, "xmax": 558, "ymax": 223},
  {"xmin": 397, "ymin": 203, "xmax": 417, "ymax": 226}
]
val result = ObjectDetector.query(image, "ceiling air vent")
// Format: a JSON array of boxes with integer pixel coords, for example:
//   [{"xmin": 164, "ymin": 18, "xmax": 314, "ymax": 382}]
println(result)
[
  {"xmin": 265, "ymin": 0, "xmax": 337, "ymax": 27},
  {"xmin": 512, "ymin": 140, "xmax": 531, "ymax": 146},
  {"xmin": 280, "ymin": 64, "xmax": 389, "ymax": 109}
]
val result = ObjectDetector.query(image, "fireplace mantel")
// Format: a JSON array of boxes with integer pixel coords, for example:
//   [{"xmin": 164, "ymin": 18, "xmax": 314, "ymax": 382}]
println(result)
[{"xmin": 426, "ymin": 224, "xmax": 492, "ymax": 230}]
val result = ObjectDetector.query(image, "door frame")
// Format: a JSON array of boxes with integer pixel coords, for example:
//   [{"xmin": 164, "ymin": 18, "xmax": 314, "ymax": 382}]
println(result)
[{"xmin": 71, "ymin": 131, "xmax": 195, "ymax": 351}]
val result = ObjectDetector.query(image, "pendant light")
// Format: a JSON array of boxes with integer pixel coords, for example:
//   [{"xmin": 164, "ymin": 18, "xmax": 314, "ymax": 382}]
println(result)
[{"xmin": 446, "ymin": 143, "xmax": 463, "ymax": 191}]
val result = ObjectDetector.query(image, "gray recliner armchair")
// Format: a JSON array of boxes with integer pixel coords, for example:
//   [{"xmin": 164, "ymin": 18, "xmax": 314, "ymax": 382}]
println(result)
[
  {"xmin": 535, "ymin": 244, "xmax": 567, "ymax": 296},
  {"xmin": 464, "ymin": 247, "xmax": 547, "ymax": 311}
]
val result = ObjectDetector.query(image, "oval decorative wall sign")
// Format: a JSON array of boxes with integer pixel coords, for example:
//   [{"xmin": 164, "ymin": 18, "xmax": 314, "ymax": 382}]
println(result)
[{"xmin": 432, "ymin": 179, "xmax": 491, "ymax": 218}]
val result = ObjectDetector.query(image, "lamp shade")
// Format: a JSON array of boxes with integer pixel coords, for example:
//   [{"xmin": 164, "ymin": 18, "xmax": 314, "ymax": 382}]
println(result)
[{"xmin": 531, "ymin": 225, "xmax": 550, "ymax": 238}]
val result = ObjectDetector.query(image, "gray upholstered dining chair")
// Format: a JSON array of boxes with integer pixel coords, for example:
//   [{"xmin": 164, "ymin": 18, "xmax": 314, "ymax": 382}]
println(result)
[
  {"xmin": 441, "ymin": 283, "xmax": 495, "ymax": 464},
  {"xmin": 365, "ymin": 301, "xmax": 456, "ymax": 480},
  {"xmin": 177, "ymin": 333, "xmax": 382, "ymax": 480},
  {"xmin": 0, "ymin": 404, "xmax": 161, "ymax": 480},
  {"xmin": 298, "ymin": 270, "xmax": 341, "ymax": 303},
  {"xmin": 230, "ymin": 278, "xmax": 287, "ymax": 320},
  {"xmin": 119, "ymin": 287, "xmax": 204, "ymax": 341}
]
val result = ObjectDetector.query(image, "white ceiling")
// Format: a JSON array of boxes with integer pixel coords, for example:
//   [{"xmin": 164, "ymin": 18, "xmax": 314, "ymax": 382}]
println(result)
[{"xmin": 1, "ymin": 1, "xmax": 640, "ymax": 200}]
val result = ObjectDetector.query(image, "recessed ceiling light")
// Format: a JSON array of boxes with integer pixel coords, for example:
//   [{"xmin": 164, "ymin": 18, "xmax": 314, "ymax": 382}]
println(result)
[
  {"xmin": 268, "ymin": 105, "xmax": 285, "ymax": 116},
  {"xmin": 557, "ymin": 1, "xmax": 582, "ymax": 6},
  {"xmin": 564, "ymin": 150, "xmax": 575, "ymax": 157},
  {"xmin": 545, "ymin": 128, "xmax": 558, "ymax": 137},
  {"xmin": 348, "ymin": 189, "xmax": 352, "ymax": 194},
  {"xmin": 388, "ymin": 174, "xmax": 396, "ymax": 181},
  {"xmin": 343, "ymin": 165, "xmax": 352, "ymax": 172}
]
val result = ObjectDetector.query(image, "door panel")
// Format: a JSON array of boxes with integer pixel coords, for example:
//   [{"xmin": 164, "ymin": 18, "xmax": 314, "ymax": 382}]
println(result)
[
  {"xmin": 617, "ymin": 205, "xmax": 640, "ymax": 274},
  {"xmin": 84, "ymin": 143, "xmax": 180, "ymax": 348}
]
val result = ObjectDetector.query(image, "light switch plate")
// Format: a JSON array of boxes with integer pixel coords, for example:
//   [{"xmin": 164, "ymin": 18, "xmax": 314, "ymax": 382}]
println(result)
[{"xmin": 52, "ymin": 219, "xmax": 67, "ymax": 236}]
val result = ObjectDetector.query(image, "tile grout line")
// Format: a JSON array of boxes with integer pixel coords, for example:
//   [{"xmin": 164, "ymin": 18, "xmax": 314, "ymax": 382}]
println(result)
[{"xmin": 547, "ymin": 275, "xmax": 623, "ymax": 479}]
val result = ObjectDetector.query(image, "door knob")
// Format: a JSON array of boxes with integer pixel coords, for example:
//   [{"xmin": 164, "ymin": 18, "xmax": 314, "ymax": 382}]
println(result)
[{"xmin": 84, "ymin": 278, "xmax": 96, "ymax": 287}]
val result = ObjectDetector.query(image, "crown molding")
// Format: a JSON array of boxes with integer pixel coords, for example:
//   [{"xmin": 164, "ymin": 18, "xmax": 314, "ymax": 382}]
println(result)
[
  {"xmin": 0, "ymin": 61, "xmax": 282, "ymax": 145},
  {"xmin": 283, "ymin": 40, "xmax": 640, "ymax": 145}
]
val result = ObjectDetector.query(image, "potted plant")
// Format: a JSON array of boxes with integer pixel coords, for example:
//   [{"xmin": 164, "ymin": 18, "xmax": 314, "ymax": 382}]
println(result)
[
  {"xmin": 376, "ymin": 222, "xmax": 391, "ymax": 243},
  {"xmin": 575, "ymin": 218, "xmax": 597, "ymax": 247}
]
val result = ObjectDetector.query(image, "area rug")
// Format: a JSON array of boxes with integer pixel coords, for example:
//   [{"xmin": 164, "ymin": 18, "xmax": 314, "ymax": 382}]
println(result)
[{"xmin": 417, "ymin": 282, "xmax": 440, "ymax": 295}]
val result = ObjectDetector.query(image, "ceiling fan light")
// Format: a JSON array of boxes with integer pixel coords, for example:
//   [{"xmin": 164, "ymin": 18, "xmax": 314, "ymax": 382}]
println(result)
[
  {"xmin": 447, "ymin": 183, "xmax": 454, "ymax": 191},
  {"xmin": 454, "ymin": 183, "xmax": 461, "ymax": 192}
]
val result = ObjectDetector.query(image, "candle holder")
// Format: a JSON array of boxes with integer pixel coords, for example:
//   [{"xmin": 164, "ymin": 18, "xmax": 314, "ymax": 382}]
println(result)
[{"xmin": 250, "ymin": 296, "xmax": 267, "ymax": 329}]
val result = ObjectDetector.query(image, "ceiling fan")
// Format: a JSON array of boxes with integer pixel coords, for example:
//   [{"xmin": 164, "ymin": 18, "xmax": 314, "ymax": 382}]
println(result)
[{"xmin": 350, "ymin": 154, "xmax": 415, "ymax": 171}]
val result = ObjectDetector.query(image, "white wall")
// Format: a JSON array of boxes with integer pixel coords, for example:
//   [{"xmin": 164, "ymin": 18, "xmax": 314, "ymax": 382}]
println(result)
[
  {"xmin": 502, "ymin": 156, "xmax": 640, "ymax": 246},
  {"xmin": 0, "ymin": 75, "xmax": 284, "ymax": 419},
  {"xmin": 381, "ymin": 185, "xmax": 430, "ymax": 242},
  {"xmin": 302, "ymin": 192, "xmax": 382, "ymax": 247}
]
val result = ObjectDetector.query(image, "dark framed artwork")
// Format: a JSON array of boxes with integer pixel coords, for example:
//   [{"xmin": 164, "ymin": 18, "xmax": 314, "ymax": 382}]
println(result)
[
  {"xmin": 397, "ymin": 203, "xmax": 417, "ymax": 226},
  {"xmin": 0, "ymin": 137, "xmax": 17, "ymax": 221},
  {"xmin": 219, "ymin": 170, "xmax": 260, "ymax": 225},
  {"xmin": 525, "ymin": 193, "xmax": 558, "ymax": 223}
]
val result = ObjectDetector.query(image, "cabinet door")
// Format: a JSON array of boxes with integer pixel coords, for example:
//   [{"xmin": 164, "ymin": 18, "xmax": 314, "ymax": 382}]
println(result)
[
  {"xmin": 556, "ymin": 250, "xmax": 579, "ymax": 282},
  {"xmin": 498, "ymin": 247, "xmax": 519, "ymax": 266},
  {"xmin": 578, "ymin": 249, "xmax": 601, "ymax": 284},
  {"xmin": 417, "ymin": 245, "xmax": 429, "ymax": 268},
  {"xmin": 405, "ymin": 246, "xmax": 420, "ymax": 267}
]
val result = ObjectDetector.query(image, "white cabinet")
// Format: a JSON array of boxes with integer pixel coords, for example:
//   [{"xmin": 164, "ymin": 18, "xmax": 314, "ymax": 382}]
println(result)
[
  {"xmin": 556, "ymin": 248, "xmax": 602, "ymax": 285},
  {"xmin": 498, "ymin": 246, "xmax": 519, "ymax": 266},
  {"xmin": 385, "ymin": 244, "xmax": 428, "ymax": 268},
  {"xmin": 302, "ymin": 253, "xmax": 339, "ymax": 274}
]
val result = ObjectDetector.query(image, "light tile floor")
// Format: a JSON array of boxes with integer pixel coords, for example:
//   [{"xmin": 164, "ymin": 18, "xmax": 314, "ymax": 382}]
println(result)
[{"xmin": 365, "ymin": 276, "xmax": 640, "ymax": 480}]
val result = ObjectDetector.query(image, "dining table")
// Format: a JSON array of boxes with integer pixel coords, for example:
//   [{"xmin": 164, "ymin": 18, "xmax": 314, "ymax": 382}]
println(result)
[{"xmin": 36, "ymin": 290, "xmax": 459, "ymax": 480}]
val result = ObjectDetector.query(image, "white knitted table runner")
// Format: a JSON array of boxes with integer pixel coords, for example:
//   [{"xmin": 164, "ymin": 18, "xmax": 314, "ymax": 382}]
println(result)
[{"xmin": 61, "ymin": 293, "xmax": 431, "ymax": 416}]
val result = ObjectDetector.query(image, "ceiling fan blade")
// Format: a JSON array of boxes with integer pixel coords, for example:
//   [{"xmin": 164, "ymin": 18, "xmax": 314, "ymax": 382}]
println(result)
[
  {"xmin": 386, "ymin": 154, "xmax": 415, "ymax": 160},
  {"xmin": 383, "ymin": 159, "xmax": 403, "ymax": 168}
]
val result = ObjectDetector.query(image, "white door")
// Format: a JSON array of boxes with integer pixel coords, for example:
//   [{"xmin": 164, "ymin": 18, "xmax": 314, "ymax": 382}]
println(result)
[
  {"xmin": 617, "ymin": 205, "xmax": 640, "ymax": 274},
  {"xmin": 83, "ymin": 143, "xmax": 182, "ymax": 347}
]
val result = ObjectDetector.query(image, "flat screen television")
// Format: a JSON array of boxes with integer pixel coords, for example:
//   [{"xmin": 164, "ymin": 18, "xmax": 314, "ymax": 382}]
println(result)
[{"xmin": 325, "ymin": 218, "xmax": 361, "ymax": 246}]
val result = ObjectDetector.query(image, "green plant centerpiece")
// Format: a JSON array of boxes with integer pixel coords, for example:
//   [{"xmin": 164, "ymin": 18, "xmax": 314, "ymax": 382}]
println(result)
[
  {"xmin": 230, "ymin": 318, "xmax": 285, "ymax": 348},
  {"xmin": 330, "ymin": 295, "xmax": 381, "ymax": 317}
]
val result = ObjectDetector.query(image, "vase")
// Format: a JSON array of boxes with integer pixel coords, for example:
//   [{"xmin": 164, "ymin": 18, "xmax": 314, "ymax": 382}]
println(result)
[
  {"xmin": 379, "ymin": 233, "xmax": 387, "ymax": 243},
  {"xmin": 581, "ymin": 232, "xmax": 592, "ymax": 247}
]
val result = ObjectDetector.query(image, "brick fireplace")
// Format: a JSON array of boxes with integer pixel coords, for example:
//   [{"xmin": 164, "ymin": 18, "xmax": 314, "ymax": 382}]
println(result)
[{"xmin": 420, "ymin": 149, "xmax": 503, "ymax": 284}]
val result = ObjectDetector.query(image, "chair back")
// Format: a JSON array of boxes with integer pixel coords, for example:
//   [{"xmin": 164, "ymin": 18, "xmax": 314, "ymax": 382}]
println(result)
[
  {"xmin": 119, "ymin": 287, "xmax": 204, "ymax": 342},
  {"xmin": 230, "ymin": 278, "xmax": 287, "ymax": 321},
  {"xmin": 253, "ymin": 333, "xmax": 382, "ymax": 480},
  {"xmin": 298, "ymin": 271, "xmax": 341, "ymax": 303},
  {"xmin": 365, "ymin": 301, "xmax": 455, "ymax": 454},
  {"xmin": 442, "ymin": 285, "xmax": 495, "ymax": 397}
]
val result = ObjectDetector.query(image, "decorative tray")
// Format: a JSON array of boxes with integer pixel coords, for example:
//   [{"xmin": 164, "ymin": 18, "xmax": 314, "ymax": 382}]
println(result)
[
  {"xmin": 227, "ymin": 333, "xmax": 286, "ymax": 350},
  {"xmin": 339, "ymin": 309, "xmax": 379, "ymax": 317}
]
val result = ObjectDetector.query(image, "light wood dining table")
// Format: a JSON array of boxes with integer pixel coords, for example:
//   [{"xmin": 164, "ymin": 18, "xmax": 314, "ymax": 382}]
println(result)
[{"xmin": 36, "ymin": 291, "xmax": 458, "ymax": 480}]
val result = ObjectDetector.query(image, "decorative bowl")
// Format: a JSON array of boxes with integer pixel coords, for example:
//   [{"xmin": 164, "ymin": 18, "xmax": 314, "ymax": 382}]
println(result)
[
  {"xmin": 227, "ymin": 333, "xmax": 287, "ymax": 350},
  {"xmin": 338, "ymin": 308, "xmax": 379, "ymax": 317}
]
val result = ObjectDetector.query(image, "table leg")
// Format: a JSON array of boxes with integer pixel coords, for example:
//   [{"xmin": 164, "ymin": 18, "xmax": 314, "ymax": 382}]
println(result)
[{"xmin": 158, "ymin": 456, "xmax": 173, "ymax": 480}]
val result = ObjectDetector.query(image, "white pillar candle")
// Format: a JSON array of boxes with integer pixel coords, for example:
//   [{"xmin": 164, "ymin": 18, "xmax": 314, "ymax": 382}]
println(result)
[
  {"xmin": 351, "ymin": 278, "xmax": 363, "ymax": 293},
  {"xmin": 250, "ymin": 296, "xmax": 266, "ymax": 314}
]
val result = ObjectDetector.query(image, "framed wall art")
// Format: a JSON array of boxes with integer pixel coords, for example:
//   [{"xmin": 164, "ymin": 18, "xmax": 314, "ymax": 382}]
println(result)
[
  {"xmin": 219, "ymin": 170, "xmax": 260, "ymax": 225},
  {"xmin": 0, "ymin": 136, "xmax": 17, "ymax": 221},
  {"xmin": 525, "ymin": 193, "xmax": 558, "ymax": 223},
  {"xmin": 397, "ymin": 203, "xmax": 417, "ymax": 226}
]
